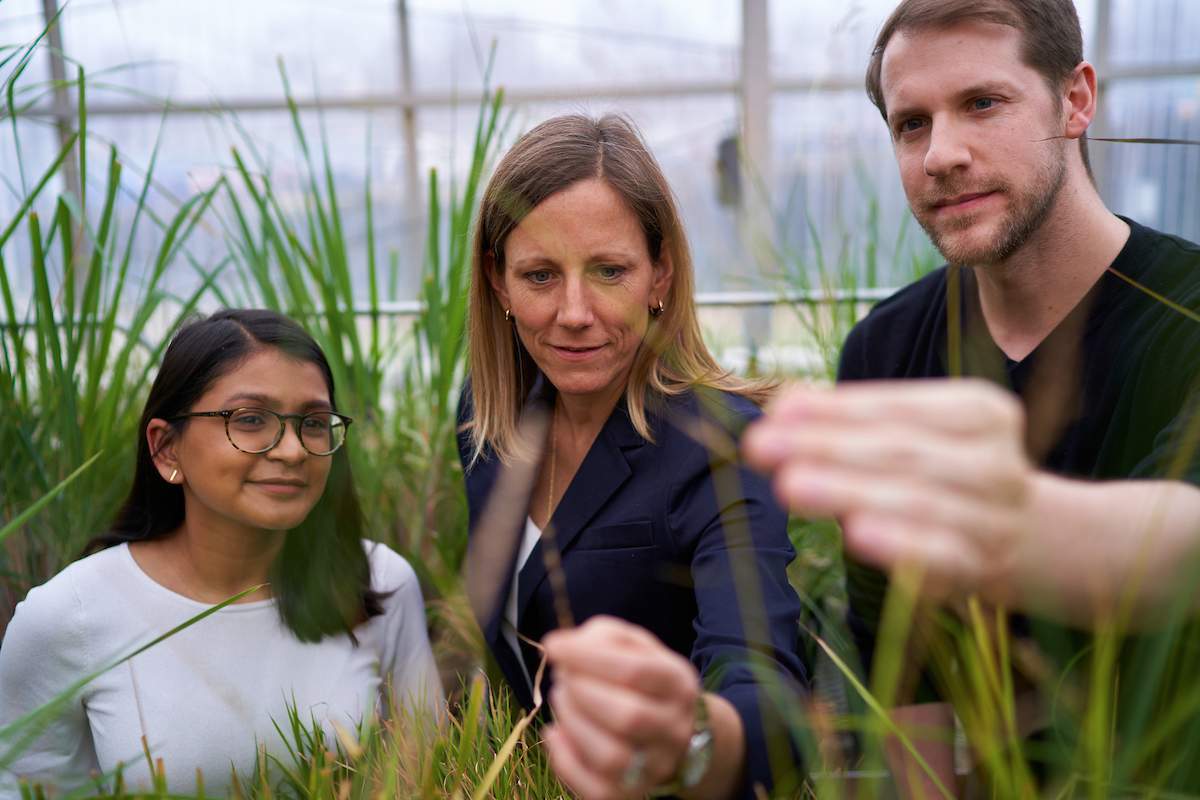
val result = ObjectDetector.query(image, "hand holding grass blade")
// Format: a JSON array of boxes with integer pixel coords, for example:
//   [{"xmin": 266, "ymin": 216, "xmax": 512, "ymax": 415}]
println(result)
[
  {"xmin": 541, "ymin": 616, "xmax": 704, "ymax": 799},
  {"xmin": 744, "ymin": 379, "xmax": 1034, "ymax": 605},
  {"xmin": 744, "ymin": 379, "xmax": 1200, "ymax": 626}
]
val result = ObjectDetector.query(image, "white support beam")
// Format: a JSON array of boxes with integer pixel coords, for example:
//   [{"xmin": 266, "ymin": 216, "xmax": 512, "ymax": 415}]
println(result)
[
  {"xmin": 1106, "ymin": 61, "xmax": 1200, "ymax": 81},
  {"xmin": 39, "ymin": 0, "xmax": 86, "ymax": 301},
  {"xmin": 3, "ymin": 76, "xmax": 900, "ymax": 120},
  {"xmin": 396, "ymin": 0, "xmax": 422, "ymax": 213},
  {"xmin": 39, "ymin": 0, "xmax": 80, "ymax": 204},
  {"xmin": 740, "ymin": 0, "xmax": 771, "ymax": 187},
  {"xmin": 739, "ymin": 0, "xmax": 773, "ymax": 354}
]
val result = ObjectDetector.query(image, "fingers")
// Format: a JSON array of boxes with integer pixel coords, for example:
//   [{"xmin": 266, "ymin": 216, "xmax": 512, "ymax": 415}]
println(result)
[
  {"xmin": 763, "ymin": 378, "xmax": 1023, "ymax": 433},
  {"xmin": 746, "ymin": 379, "xmax": 1024, "ymax": 471},
  {"xmin": 745, "ymin": 380, "xmax": 1029, "ymax": 516},
  {"xmin": 542, "ymin": 618, "xmax": 700, "ymax": 799},
  {"xmin": 740, "ymin": 378, "xmax": 1034, "ymax": 603},
  {"xmin": 841, "ymin": 511, "xmax": 1014, "ymax": 600},
  {"xmin": 772, "ymin": 461, "xmax": 1026, "ymax": 539},
  {"xmin": 758, "ymin": 424, "xmax": 1026, "ymax": 499},
  {"xmin": 544, "ymin": 723, "xmax": 625, "ymax": 800},
  {"xmin": 553, "ymin": 673, "xmax": 693, "ymax": 750},
  {"xmin": 549, "ymin": 681, "xmax": 635, "ymax": 781},
  {"xmin": 543, "ymin": 617, "xmax": 699, "ymax": 698},
  {"xmin": 549, "ymin": 681, "xmax": 684, "ymax": 791}
]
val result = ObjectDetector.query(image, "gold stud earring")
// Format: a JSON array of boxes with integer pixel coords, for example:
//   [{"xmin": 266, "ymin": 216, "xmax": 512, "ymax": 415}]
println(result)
[{"xmin": 169, "ymin": 469, "xmax": 178, "ymax": 483}]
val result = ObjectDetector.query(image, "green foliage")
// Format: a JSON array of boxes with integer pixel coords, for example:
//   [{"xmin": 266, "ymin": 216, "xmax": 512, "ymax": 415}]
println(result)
[
  {"xmin": 213, "ymin": 61, "xmax": 508, "ymax": 602},
  {"xmin": 769, "ymin": 169, "xmax": 940, "ymax": 381},
  {"xmin": 0, "ymin": 51, "xmax": 226, "ymax": 609}
]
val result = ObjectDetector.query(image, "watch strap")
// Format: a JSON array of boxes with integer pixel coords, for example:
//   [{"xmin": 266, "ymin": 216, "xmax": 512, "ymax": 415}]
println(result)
[{"xmin": 650, "ymin": 693, "xmax": 715, "ymax": 796}]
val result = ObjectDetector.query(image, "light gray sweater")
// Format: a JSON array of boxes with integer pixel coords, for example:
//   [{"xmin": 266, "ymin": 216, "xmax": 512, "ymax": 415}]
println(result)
[{"xmin": 0, "ymin": 541, "xmax": 442, "ymax": 797}]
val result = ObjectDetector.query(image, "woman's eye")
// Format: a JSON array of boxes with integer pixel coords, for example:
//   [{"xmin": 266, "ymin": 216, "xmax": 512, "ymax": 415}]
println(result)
[
  {"xmin": 526, "ymin": 270, "xmax": 553, "ymax": 285},
  {"xmin": 597, "ymin": 265, "xmax": 625, "ymax": 280},
  {"xmin": 230, "ymin": 412, "xmax": 267, "ymax": 429}
]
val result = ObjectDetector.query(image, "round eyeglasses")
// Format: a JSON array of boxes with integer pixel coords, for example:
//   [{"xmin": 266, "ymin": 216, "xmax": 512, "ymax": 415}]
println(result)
[{"xmin": 171, "ymin": 407, "xmax": 352, "ymax": 456}]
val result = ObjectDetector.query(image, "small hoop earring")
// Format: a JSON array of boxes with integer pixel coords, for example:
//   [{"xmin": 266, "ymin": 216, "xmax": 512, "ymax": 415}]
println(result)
[
  {"xmin": 504, "ymin": 308, "xmax": 512, "ymax": 322},
  {"xmin": 169, "ymin": 468, "xmax": 178, "ymax": 483},
  {"xmin": 650, "ymin": 299, "xmax": 665, "ymax": 318}
]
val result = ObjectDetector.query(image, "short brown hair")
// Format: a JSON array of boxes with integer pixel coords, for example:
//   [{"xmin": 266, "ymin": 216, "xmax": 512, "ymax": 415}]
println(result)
[
  {"xmin": 465, "ymin": 114, "xmax": 773, "ymax": 464},
  {"xmin": 865, "ymin": 0, "xmax": 1091, "ymax": 172}
]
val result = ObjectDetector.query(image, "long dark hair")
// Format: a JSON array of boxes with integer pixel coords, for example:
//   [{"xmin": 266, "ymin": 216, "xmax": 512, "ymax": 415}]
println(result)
[{"xmin": 88, "ymin": 308, "xmax": 384, "ymax": 642}]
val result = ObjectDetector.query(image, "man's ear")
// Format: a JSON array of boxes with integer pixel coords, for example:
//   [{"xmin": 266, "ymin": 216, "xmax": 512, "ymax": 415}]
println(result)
[
  {"xmin": 147, "ymin": 419, "xmax": 182, "ymax": 484},
  {"xmin": 1063, "ymin": 60, "xmax": 1098, "ymax": 141},
  {"xmin": 485, "ymin": 249, "xmax": 512, "ymax": 313}
]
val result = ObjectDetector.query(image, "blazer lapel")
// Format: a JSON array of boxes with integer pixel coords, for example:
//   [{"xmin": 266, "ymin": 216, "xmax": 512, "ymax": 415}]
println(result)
[{"xmin": 516, "ymin": 401, "xmax": 643, "ymax": 622}]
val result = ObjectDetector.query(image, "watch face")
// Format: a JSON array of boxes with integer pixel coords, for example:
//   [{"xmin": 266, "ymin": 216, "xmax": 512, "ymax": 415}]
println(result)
[{"xmin": 681, "ymin": 729, "xmax": 715, "ymax": 787}]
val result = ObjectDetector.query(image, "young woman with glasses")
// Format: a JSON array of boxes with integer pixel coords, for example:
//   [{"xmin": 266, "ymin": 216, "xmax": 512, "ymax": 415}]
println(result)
[{"xmin": 0, "ymin": 309, "xmax": 442, "ymax": 795}]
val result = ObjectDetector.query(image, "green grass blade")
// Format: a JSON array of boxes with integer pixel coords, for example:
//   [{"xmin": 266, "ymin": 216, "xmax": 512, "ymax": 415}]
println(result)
[{"xmin": 0, "ymin": 451, "xmax": 101, "ymax": 547}]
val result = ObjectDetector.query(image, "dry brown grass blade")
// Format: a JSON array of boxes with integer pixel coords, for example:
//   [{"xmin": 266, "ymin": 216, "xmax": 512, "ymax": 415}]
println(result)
[
  {"xmin": 471, "ymin": 636, "xmax": 551, "ymax": 800},
  {"xmin": 1035, "ymin": 135, "xmax": 1200, "ymax": 146},
  {"xmin": 1088, "ymin": 136, "xmax": 1200, "ymax": 146},
  {"xmin": 1106, "ymin": 267, "xmax": 1200, "ymax": 325},
  {"xmin": 537, "ymin": 516, "xmax": 576, "ymax": 631},
  {"xmin": 463, "ymin": 403, "xmax": 552, "ymax": 632}
]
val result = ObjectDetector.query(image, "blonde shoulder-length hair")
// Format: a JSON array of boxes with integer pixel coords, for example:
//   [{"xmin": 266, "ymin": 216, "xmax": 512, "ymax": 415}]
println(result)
[{"xmin": 464, "ymin": 113, "xmax": 775, "ymax": 465}]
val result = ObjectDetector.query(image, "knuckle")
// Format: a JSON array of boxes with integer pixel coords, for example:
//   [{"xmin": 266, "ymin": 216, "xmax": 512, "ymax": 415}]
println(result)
[
  {"xmin": 993, "ymin": 392, "xmax": 1024, "ymax": 429},
  {"xmin": 775, "ymin": 466, "xmax": 808, "ymax": 508},
  {"xmin": 616, "ymin": 705, "xmax": 652, "ymax": 737},
  {"xmin": 966, "ymin": 379, "xmax": 1022, "ymax": 426},
  {"xmin": 588, "ymin": 614, "xmax": 619, "ymax": 631},
  {"xmin": 592, "ymin": 744, "xmax": 630, "ymax": 776},
  {"xmin": 878, "ymin": 481, "xmax": 921, "ymax": 518},
  {"xmin": 1001, "ymin": 472, "xmax": 1030, "ymax": 505},
  {"xmin": 628, "ymin": 660, "xmax": 657, "ymax": 686},
  {"xmin": 981, "ymin": 542, "xmax": 1017, "ymax": 595},
  {"xmin": 888, "ymin": 439, "xmax": 922, "ymax": 473}
]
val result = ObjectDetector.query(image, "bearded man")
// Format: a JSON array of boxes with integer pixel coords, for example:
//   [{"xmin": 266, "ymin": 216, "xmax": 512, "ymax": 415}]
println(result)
[{"xmin": 744, "ymin": 0, "xmax": 1200, "ymax": 795}]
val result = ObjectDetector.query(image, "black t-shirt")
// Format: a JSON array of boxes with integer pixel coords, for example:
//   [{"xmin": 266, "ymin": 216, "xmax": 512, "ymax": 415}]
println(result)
[{"xmin": 837, "ymin": 217, "xmax": 1200, "ymax": 702}]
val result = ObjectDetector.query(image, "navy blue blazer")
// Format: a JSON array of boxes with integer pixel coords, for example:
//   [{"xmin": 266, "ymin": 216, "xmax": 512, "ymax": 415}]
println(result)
[{"xmin": 458, "ymin": 378, "xmax": 809, "ymax": 796}]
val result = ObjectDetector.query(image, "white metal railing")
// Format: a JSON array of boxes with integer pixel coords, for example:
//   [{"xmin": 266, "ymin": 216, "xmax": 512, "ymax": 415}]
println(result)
[
  {"xmin": 337, "ymin": 287, "xmax": 899, "ymax": 317},
  {"xmin": 0, "ymin": 287, "xmax": 902, "ymax": 329}
]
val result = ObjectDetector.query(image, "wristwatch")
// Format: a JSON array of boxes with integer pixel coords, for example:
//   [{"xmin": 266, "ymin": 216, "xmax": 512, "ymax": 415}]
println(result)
[{"xmin": 651, "ymin": 694, "xmax": 715, "ymax": 796}]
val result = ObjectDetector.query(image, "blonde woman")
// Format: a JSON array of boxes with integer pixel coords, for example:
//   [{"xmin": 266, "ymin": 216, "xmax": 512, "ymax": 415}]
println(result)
[{"xmin": 458, "ymin": 115, "xmax": 808, "ymax": 799}]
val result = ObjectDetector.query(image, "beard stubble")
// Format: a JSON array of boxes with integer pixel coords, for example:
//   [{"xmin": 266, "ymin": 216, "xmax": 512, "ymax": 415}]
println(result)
[{"xmin": 916, "ymin": 141, "xmax": 1068, "ymax": 267}]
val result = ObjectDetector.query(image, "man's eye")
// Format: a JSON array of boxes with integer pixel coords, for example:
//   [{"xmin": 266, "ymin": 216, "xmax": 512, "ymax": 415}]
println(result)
[
  {"xmin": 897, "ymin": 118, "xmax": 924, "ymax": 135},
  {"xmin": 972, "ymin": 97, "xmax": 996, "ymax": 111}
]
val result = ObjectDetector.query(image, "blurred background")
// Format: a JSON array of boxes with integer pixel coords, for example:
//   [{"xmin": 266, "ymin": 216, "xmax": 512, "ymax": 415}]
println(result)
[{"xmin": 1, "ymin": 0, "xmax": 1197, "ymax": 369}]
